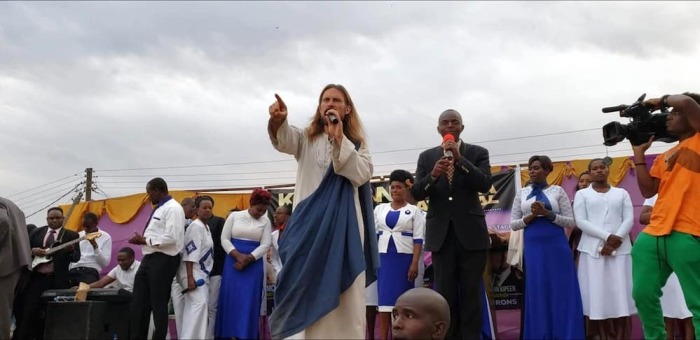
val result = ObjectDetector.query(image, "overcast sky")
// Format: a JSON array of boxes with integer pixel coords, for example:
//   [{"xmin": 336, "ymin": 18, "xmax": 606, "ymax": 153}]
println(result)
[{"xmin": 2, "ymin": 1, "xmax": 699, "ymax": 225}]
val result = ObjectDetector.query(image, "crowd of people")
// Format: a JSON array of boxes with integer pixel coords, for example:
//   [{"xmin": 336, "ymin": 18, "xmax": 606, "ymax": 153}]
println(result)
[{"xmin": 1, "ymin": 87, "xmax": 699, "ymax": 340}]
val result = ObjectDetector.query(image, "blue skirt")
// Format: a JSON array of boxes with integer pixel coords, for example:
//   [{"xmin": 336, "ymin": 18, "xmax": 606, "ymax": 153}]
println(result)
[
  {"xmin": 215, "ymin": 238, "xmax": 263, "ymax": 339},
  {"xmin": 522, "ymin": 218, "xmax": 585, "ymax": 339},
  {"xmin": 378, "ymin": 238, "xmax": 414, "ymax": 309}
]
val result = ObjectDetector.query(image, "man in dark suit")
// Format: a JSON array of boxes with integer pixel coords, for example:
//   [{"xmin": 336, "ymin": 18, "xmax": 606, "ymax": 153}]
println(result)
[
  {"xmin": 13, "ymin": 207, "xmax": 80, "ymax": 340},
  {"xmin": 411, "ymin": 109, "xmax": 492, "ymax": 339},
  {"xmin": 0, "ymin": 197, "xmax": 30, "ymax": 339}
]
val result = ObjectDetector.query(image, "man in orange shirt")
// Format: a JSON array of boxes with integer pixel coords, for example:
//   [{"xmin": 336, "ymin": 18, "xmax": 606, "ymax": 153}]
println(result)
[{"xmin": 630, "ymin": 92, "xmax": 700, "ymax": 340}]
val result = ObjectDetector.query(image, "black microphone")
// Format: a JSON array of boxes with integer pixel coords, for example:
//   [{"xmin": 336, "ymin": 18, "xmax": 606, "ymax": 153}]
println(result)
[
  {"xmin": 322, "ymin": 110, "xmax": 339, "ymax": 125},
  {"xmin": 602, "ymin": 105, "xmax": 628, "ymax": 113}
]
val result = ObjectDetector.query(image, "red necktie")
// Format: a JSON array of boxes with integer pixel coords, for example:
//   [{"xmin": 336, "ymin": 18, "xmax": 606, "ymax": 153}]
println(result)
[{"xmin": 45, "ymin": 230, "xmax": 56, "ymax": 248}]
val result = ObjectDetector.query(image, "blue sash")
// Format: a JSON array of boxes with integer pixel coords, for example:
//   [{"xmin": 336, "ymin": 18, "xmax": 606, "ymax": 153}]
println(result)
[{"xmin": 270, "ymin": 163, "xmax": 379, "ymax": 338}]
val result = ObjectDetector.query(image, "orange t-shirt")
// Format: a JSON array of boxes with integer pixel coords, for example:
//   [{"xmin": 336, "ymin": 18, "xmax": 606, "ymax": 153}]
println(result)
[{"xmin": 645, "ymin": 132, "xmax": 700, "ymax": 237}]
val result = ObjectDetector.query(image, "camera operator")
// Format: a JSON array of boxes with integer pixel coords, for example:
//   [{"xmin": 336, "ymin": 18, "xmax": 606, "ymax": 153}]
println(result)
[{"xmin": 630, "ymin": 92, "xmax": 700, "ymax": 340}]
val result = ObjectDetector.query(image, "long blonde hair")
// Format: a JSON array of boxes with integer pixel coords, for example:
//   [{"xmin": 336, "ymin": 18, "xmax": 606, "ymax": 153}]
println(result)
[{"xmin": 306, "ymin": 84, "xmax": 366, "ymax": 145}]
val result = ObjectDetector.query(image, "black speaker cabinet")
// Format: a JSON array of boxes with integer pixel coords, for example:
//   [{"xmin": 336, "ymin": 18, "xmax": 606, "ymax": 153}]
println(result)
[{"xmin": 44, "ymin": 301, "xmax": 108, "ymax": 340}]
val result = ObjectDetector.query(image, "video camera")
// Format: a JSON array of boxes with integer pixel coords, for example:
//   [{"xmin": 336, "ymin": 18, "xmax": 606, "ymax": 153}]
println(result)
[{"xmin": 602, "ymin": 93, "xmax": 678, "ymax": 146}]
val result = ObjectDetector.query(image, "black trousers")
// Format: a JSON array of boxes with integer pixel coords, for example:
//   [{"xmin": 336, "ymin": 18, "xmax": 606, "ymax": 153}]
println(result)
[
  {"xmin": 69, "ymin": 267, "xmax": 100, "ymax": 286},
  {"xmin": 130, "ymin": 252, "xmax": 180, "ymax": 340},
  {"xmin": 12, "ymin": 272, "xmax": 54, "ymax": 340},
  {"xmin": 432, "ymin": 225, "xmax": 488, "ymax": 340}
]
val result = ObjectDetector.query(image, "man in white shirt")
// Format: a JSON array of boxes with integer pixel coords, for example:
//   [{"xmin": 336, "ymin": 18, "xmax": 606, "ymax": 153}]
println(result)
[
  {"xmin": 128, "ymin": 178, "xmax": 185, "ymax": 340},
  {"xmin": 88, "ymin": 247, "xmax": 140, "ymax": 292},
  {"xmin": 69, "ymin": 212, "xmax": 112, "ymax": 285}
]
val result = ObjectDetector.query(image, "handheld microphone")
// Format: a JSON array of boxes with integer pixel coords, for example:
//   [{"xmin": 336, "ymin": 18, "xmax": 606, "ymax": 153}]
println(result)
[
  {"xmin": 181, "ymin": 278, "xmax": 206, "ymax": 294},
  {"xmin": 321, "ymin": 110, "xmax": 339, "ymax": 126},
  {"xmin": 442, "ymin": 134, "xmax": 455, "ymax": 160}
]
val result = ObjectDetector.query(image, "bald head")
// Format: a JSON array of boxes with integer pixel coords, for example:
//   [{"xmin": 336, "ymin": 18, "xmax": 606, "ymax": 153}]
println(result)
[
  {"xmin": 392, "ymin": 288, "xmax": 450, "ymax": 340},
  {"xmin": 437, "ymin": 109, "xmax": 464, "ymax": 140}
]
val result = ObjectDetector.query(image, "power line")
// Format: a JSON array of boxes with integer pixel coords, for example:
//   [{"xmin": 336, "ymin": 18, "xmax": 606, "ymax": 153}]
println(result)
[
  {"xmin": 6, "ymin": 173, "xmax": 80, "ymax": 198},
  {"xmin": 95, "ymin": 158, "xmax": 295, "ymax": 172},
  {"xmin": 95, "ymin": 127, "xmax": 602, "ymax": 173},
  {"xmin": 9, "ymin": 175, "xmax": 81, "ymax": 201},
  {"xmin": 25, "ymin": 184, "xmax": 81, "ymax": 218},
  {"xmin": 14, "ymin": 180, "xmax": 84, "ymax": 206},
  {"xmin": 98, "ymin": 176, "xmax": 298, "ymax": 184}
]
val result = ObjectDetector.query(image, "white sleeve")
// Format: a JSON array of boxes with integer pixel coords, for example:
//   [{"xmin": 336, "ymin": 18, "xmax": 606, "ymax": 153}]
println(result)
[
  {"xmin": 107, "ymin": 266, "xmax": 118, "ymax": 279},
  {"xmin": 251, "ymin": 219, "xmax": 272, "ymax": 260},
  {"xmin": 574, "ymin": 190, "xmax": 611, "ymax": 241},
  {"xmin": 270, "ymin": 119, "xmax": 304, "ymax": 158},
  {"xmin": 95, "ymin": 234, "xmax": 112, "ymax": 268},
  {"xmin": 332, "ymin": 138, "xmax": 373, "ymax": 187},
  {"xmin": 509, "ymin": 188, "xmax": 526, "ymax": 231},
  {"xmin": 221, "ymin": 214, "xmax": 236, "ymax": 254},
  {"xmin": 643, "ymin": 195, "xmax": 657, "ymax": 207},
  {"xmin": 552, "ymin": 187, "xmax": 575, "ymax": 228},
  {"xmin": 413, "ymin": 206, "xmax": 425, "ymax": 243},
  {"xmin": 614, "ymin": 190, "xmax": 635, "ymax": 238}
]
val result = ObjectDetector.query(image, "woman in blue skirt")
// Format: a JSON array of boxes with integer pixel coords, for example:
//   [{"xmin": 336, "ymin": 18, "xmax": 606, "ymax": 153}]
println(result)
[
  {"xmin": 375, "ymin": 170, "xmax": 425, "ymax": 340},
  {"xmin": 216, "ymin": 188, "xmax": 272, "ymax": 339},
  {"xmin": 510, "ymin": 155, "xmax": 585, "ymax": 339}
]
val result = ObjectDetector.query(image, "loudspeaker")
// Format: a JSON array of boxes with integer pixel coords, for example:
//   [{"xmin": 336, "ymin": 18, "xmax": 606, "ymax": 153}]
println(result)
[{"xmin": 44, "ymin": 301, "xmax": 107, "ymax": 339}]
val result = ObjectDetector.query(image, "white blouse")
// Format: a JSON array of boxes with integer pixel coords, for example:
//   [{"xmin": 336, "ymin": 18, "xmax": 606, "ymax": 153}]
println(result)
[
  {"xmin": 221, "ymin": 210, "xmax": 272, "ymax": 261},
  {"xmin": 510, "ymin": 185, "xmax": 575, "ymax": 231},
  {"xmin": 375, "ymin": 203, "xmax": 425, "ymax": 254},
  {"xmin": 573, "ymin": 186, "xmax": 634, "ymax": 258}
]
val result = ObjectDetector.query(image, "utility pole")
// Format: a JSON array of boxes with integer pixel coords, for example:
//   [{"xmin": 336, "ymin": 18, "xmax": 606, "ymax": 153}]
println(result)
[{"xmin": 85, "ymin": 167, "xmax": 93, "ymax": 201}]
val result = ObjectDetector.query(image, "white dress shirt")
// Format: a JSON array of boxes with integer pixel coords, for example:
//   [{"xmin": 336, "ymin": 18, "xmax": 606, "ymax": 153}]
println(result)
[
  {"xmin": 69, "ymin": 228, "xmax": 112, "ymax": 271},
  {"xmin": 573, "ymin": 186, "xmax": 634, "ymax": 258},
  {"xmin": 106, "ymin": 260, "xmax": 141, "ymax": 292},
  {"xmin": 269, "ymin": 229, "xmax": 283, "ymax": 275},
  {"xmin": 221, "ymin": 210, "xmax": 271, "ymax": 261},
  {"xmin": 142, "ymin": 197, "xmax": 186, "ymax": 256},
  {"xmin": 375, "ymin": 203, "xmax": 425, "ymax": 254}
]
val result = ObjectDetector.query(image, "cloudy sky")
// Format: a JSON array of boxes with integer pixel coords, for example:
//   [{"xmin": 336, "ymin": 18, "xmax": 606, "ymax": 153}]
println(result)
[{"xmin": 2, "ymin": 1, "xmax": 699, "ymax": 225}]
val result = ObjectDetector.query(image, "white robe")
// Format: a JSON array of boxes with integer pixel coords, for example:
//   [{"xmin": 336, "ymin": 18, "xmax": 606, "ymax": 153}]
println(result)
[
  {"xmin": 176, "ymin": 220, "xmax": 214, "ymax": 340},
  {"xmin": 270, "ymin": 119, "xmax": 373, "ymax": 339}
]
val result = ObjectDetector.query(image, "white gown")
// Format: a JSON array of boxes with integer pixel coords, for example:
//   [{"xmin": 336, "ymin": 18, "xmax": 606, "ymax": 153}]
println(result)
[
  {"xmin": 270, "ymin": 119, "xmax": 373, "ymax": 339},
  {"xmin": 176, "ymin": 219, "xmax": 214, "ymax": 340}
]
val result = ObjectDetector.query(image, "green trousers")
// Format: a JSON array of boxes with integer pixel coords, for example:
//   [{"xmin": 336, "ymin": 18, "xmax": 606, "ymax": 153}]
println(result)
[{"xmin": 631, "ymin": 231, "xmax": 700, "ymax": 340}]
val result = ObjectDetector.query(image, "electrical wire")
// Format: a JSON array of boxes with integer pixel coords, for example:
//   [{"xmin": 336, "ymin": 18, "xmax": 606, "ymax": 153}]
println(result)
[
  {"xmin": 6, "ymin": 173, "xmax": 81, "ymax": 198},
  {"xmin": 25, "ymin": 184, "xmax": 82, "ymax": 218}
]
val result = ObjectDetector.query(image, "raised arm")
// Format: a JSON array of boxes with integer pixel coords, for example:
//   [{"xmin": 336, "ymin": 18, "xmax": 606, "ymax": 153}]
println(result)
[
  {"xmin": 94, "ymin": 235, "xmax": 112, "ymax": 269},
  {"xmin": 664, "ymin": 94, "xmax": 700, "ymax": 133},
  {"xmin": 268, "ymin": 94, "xmax": 304, "ymax": 157}
]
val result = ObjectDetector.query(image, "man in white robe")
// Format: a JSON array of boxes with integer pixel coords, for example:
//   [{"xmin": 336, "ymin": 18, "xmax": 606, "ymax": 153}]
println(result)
[{"xmin": 267, "ymin": 85, "xmax": 374, "ymax": 339}]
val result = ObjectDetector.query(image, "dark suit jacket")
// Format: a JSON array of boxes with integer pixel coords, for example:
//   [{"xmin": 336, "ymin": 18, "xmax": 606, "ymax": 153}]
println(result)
[
  {"xmin": 411, "ymin": 142, "xmax": 492, "ymax": 252},
  {"xmin": 208, "ymin": 215, "xmax": 227, "ymax": 276},
  {"xmin": 30, "ymin": 226, "xmax": 80, "ymax": 289}
]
